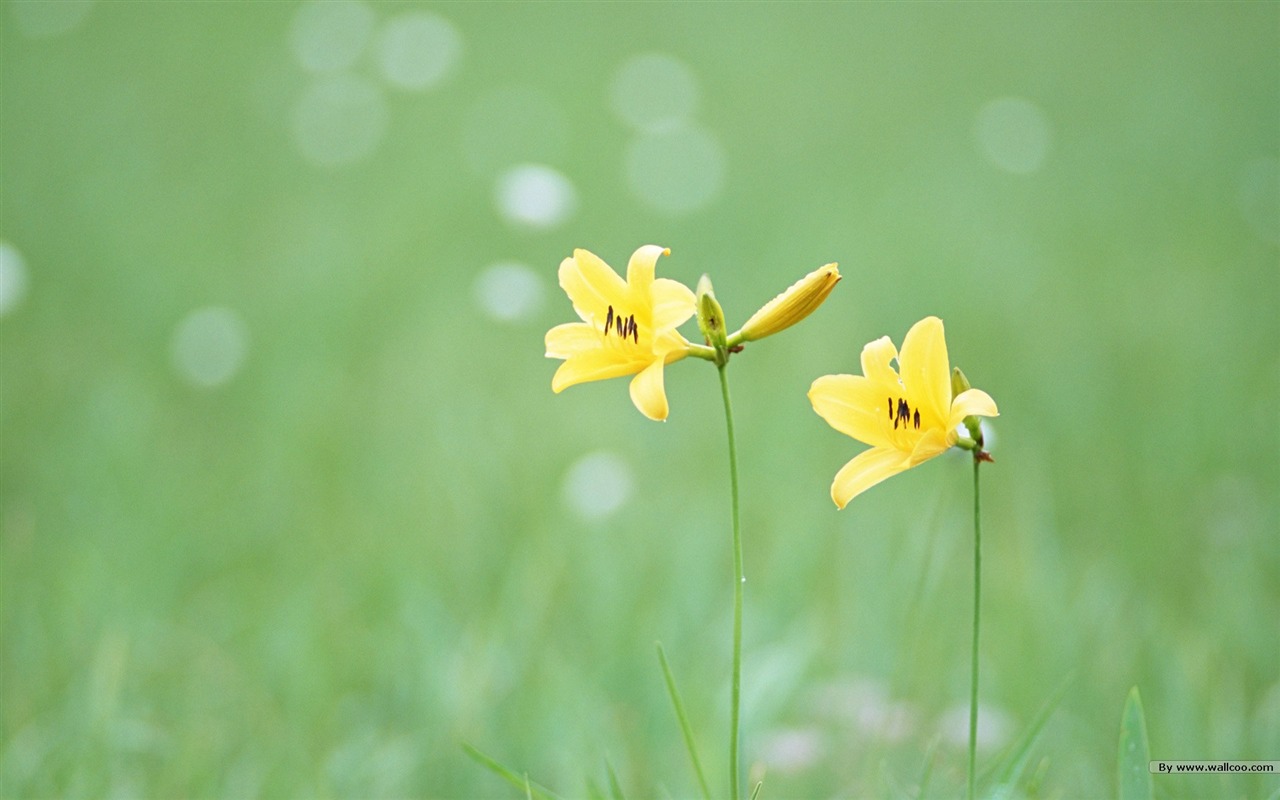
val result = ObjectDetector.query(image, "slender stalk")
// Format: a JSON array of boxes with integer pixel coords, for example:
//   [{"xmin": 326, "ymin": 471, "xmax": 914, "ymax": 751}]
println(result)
[
  {"xmin": 967, "ymin": 457, "xmax": 982, "ymax": 800},
  {"xmin": 716, "ymin": 364, "xmax": 744, "ymax": 800}
]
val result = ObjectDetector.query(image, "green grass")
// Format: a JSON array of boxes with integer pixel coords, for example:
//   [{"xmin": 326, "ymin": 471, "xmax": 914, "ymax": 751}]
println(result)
[{"xmin": 2, "ymin": 2, "xmax": 1278, "ymax": 797}]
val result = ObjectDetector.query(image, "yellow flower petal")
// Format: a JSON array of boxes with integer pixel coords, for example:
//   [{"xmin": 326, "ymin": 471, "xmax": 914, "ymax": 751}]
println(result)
[
  {"xmin": 907, "ymin": 426, "xmax": 952, "ymax": 467},
  {"xmin": 651, "ymin": 277, "xmax": 696, "ymax": 332},
  {"xmin": 948, "ymin": 388, "xmax": 1000, "ymax": 427},
  {"xmin": 627, "ymin": 245, "xmax": 669, "ymax": 293},
  {"xmin": 545, "ymin": 322, "xmax": 600, "ymax": 358},
  {"xmin": 830, "ymin": 447, "xmax": 910, "ymax": 508},
  {"xmin": 654, "ymin": 329, "xmax": 693, "ymax": 360},
  {"xmin": 559, "ymin": 249, "xmax": 628, "ymax": 324},
  {"xmin": 628, "ymin": 358, "xmax": 670, "ymax": 421},
  {"xmin": 808, "ymin": 374, "xmax": 894, "ymax": 449},
  {"xmin": 552, "ymin": 350, "xmax": 645, "ymax": 393},
  {"xmin": 898, "ymin": 316, "xmax": 951, "ymax": 429},
  {"xmin": 860, "ymin": 335, "xmax": 900, "ymax": 389}
]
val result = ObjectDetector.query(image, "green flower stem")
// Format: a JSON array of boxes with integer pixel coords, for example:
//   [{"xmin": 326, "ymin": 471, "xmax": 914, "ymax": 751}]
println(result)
[
  {"xmin": 717, "ymin": 363, "xmax": 744, "ymax": 800},
  {"xmin": 687, "ymin": 343, "xmax": 719, "ymax": 361},
  {"xmin": 967, "ymin": 455, "xmax": 983, "ymax": 800}
]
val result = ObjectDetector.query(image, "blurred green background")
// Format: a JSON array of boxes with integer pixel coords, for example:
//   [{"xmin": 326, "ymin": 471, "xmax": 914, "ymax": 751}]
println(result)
[{"xmin": 2, "ymin": 2, "xmax": 1277, "ymax": 797}]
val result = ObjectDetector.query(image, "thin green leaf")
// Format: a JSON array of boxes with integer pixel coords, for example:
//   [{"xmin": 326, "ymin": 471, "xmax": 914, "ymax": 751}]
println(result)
[
  {"xmin": 656, "ymin": 642, "xmax": 712, "ymax": 800},
  {"xmin": 1118, "ymin": 687, "xmax": 1153, "ymax": 800},
  {"xmin": 525, "ymin": 774, "xmax": 534, "ymax": 800},
  {"xmin": 983, "ymin": 672, "xmax": 1074, "ymax": 793},
  {"xmin": 749, "ymin": 780, "xmax": 763, "ymax": 800},
  {"xmin": 917, "ymin": 737, "xmax": 938, "ymax": 800},
  {"xmin": 461, "ymin": 742, "xmax": 567, "ymax": 800},
  {"xmin": 585, "ymin": 777, "xmax": 607, "ymax": 800},
  {"xmin": 605, "ymin": 756, "xmax": 626, "ymax": 800}
]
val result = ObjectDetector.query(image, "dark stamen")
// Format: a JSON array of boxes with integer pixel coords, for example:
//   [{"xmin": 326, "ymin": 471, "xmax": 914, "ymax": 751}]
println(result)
[
  {"xmin": 913, "ymin": 409, "xmax": 920, "ymax": 429},
  {"xmin": 887, "ymin": 397, "xmax": 893, "ymax": 420},
  {"xmin": 630, "ymin": 315, "xmax": 638, "ymax": 343},
  {"xmin": 605, "ymin": 305, "xmax": 613, "ymax": 333}
]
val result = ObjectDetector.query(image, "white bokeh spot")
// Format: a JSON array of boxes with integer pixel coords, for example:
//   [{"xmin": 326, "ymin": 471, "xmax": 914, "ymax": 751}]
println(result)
[
  {"xmin": 171, "ymin": 307, "xmax": 249, "ymax": 389},
  {"xmin": 0, "ymin": 242, "xmax": 30, "ymax": 317},
  {"xmin": 975, "ymin": 97, "xmax": 1051, "ymax": 175},
  {"xmin": 376, "ymin": 12, "xmax": 463, "ymax": 91},
  {"xmin": 293, "ymin": 76, "xmax": 389, "ymax": 168},
  {"xmin": 562, "ymin": 452, "xmax": 633, "ymax": 521},
  {"xmin": 289, "ymin": 0, "xmax": 376, "ymax": 74},
  {"xmin": 496, "ymin": 165, "xmax": 576, "ymax": 229},
  {"xmin": 474, "ymin": 262, "xmax": 544, "ymax": 323},
  {"xmin": 625, "ymin": 124, "xmax": 725, "ymax": 215},
  {"xmin": 610, "ymin": 53, "xmax": 698, "ymax": 133}
]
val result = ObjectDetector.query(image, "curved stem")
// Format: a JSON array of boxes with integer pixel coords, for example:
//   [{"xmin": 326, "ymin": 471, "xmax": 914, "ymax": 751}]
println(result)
[
  {"xmin": 717, "ymin": 364, "xmax": 744, "ymax": 800},
  {"xmin": 967, "ymin": 456, "xmax": 982, "ymax": 800}
]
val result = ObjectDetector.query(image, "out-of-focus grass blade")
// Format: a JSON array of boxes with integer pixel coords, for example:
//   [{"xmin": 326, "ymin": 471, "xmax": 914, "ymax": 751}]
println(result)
[
  {"xmin": 1118, "ymin": 687, "xmax": 1153, "ymax": 800},
  {"xmin": 916, "ymin": 737, "xmax": 938, "ymax": 800},
  {"xmin": 605, "ymin": 756, "xmax": 626, "ymax": 800},
  {"xmin": 749, "ymin": 779, "xmax": 763, "ymax": 800},
  {"xmin": 586, "ymin": 777, "xmax": 607, "ymax": 800},
  {"xmin": 656, "ymin": 642, "xmax": 712, "ymax": 800},
  {"xmin": 525, "ymin": 774, "xmax": 534, "ymax": 800},
  {"xmin": 983, "ymin": 672, "xmax": 1074, "ymax": 796},
  {"xmin": 462, "ymin": 742, "xmax": 567, "ymax": 800}
]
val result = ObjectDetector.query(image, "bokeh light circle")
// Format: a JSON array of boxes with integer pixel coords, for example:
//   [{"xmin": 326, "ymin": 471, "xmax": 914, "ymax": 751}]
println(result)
[
  {"xmin": 289, "ymin": 0, "xmax": 376, "ymax": 75},
  {"xmin": 474, "ymin": 262, "xmax": 545, "ymax": 323},
  {"xmin": 496, "ymin": 165, "xmax": 577, "ymax": 229},
  {"xmin": 610, "ymin": 53, "xmax": 698, "ymax": 133},
  {"xmin": 562, "ymin": 451, "xmax": 633, "ymax": 520},
  {"xmin": 974, "ymin": 97, "xmax": 1051, "ymax": 175},
  {"xmin": 0, "ymin": 242, "xmax": 29, "ymax": 317},
  {"xmin": 376, "ymin": 12, "xmax": 462, "ymax": 91},
  {"xmin": 625, "ymin": 125, "xmax": 725, "ymax": 215},
  {"xmin": 170, "ymin": 307, "xmax": 249, "ymax": 389},
  {"xmin": 292, "ymin": 75, "xmax": 389, "ymax": 168}
]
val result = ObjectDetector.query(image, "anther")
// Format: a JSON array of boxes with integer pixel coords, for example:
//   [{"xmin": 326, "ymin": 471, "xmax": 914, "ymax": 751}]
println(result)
[
  {"xmin": 605, "ymin": 305, "xmax": 613, "ymax": 333},
  {"xmin": 887, "ymin": 397, "xmax": 893, "ymax": 420},
  {"xmin": 913, "ymin": 409, "xmax": 920, "ymax": 429}
]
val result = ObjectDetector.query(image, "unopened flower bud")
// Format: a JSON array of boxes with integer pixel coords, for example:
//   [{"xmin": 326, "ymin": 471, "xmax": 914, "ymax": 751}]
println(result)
[
  {"xmin": 696, "ymin": 274, "xmax": 729, "ymax": 359},
  {"xmin": 734, "ymin": 263, "xmax": 840, "ymax": 343}
]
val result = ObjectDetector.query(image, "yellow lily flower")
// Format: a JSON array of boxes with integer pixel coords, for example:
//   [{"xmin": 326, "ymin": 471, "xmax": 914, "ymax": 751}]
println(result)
[
  {"xmin": 545, "ymin": 246, "xmax": 696, "ymax": 421},
  {"xmin": 808, "ymin": 316, "xmax": 999, "ymax": 508}
]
